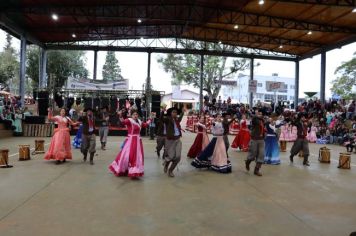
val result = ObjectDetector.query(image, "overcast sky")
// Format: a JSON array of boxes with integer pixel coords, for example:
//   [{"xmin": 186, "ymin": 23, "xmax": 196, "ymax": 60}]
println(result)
[{"xmin": 0, "ymin": 29, "xmax": 355, "ymax": 99}]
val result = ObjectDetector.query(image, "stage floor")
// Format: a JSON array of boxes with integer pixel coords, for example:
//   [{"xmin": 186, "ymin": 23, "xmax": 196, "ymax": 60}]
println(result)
[{"xmin": 0, "ymin": 133, "xmax": 355, "ymax": 236}]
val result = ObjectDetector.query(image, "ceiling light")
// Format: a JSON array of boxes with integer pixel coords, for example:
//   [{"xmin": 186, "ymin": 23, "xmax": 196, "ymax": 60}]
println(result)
[
  {"xmin": 72, "ymin": 34, "xmax": 76, "ymax": 38},
  {"xmin": 234, "ymin": 25, "xmax": 239, "ymax": 29},
  {"xmin": 352, "ymin": 8, "xmax": 356, "ymax": 13},
  {"xmin": 140, "ymin": 37, "xmax": 144, "ymax": 40},
  {"xmin": 137, "ymin": 19, "xmax": 142, "ymax": 23},
  {"xmin": 279, "ymin": 45, "xmax": 283, "ymax": 49},
  {"xmin": 51, "ymin": 13, "xmax": 59, "ymax": 21},
  {"xmin": 307, "ymin": 30, "xmax": 312, "ymax": 35},
  {"xmin": 259, "ymin": 0, "xmax": 265, "ymax": 5},
  {"xmin": 218, "ymin": 41, "xmax": 222, "ymax": 44}
]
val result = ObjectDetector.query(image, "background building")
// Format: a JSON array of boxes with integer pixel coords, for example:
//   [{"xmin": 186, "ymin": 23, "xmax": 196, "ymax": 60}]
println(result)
[{"xmin": 221, "ymin": 73, "xmax": 295, "ymax": 105}]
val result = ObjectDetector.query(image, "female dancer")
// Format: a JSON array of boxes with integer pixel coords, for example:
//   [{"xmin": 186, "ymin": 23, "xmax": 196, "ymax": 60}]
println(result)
[
  {"xmin": 307, "ymin": 122, "xmax": 317, "ymax": 143},
  {"xmin": 231, "ymin": 114, "xmax": 250, "ymax": 151},
  {"xmin": 230, "ymin": 119, "xmax": 240, "ymax": 149},
  {"xmin": 109, "ymin": 110, "xmax": 150, "ymax": 178},
  {"xmin": 279, "ymin": 121, "xmax": 289, "ymax": 152},
  {"xmin": 45, "ymin": 107, "xmax": 77, "ymax": 164},
  {"xmin": 264, "ymin": 117, "xmax": 281, "ymax": 165},
  {"xmin": 187, "ymin": 116, "xmax": 210, "ymax": 158},
  {"xmin": 191, "ymin": 114, "xmax": 231, "ymax": 173},
  {"xmin": 72, "ymin": 124, "xmax": 83, "ymax": 148}
]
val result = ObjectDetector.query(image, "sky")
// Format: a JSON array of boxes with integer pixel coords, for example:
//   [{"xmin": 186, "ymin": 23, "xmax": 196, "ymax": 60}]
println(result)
[{"xmin": 0, "ymin": 29, "xmax": 355, "ymax": 99}]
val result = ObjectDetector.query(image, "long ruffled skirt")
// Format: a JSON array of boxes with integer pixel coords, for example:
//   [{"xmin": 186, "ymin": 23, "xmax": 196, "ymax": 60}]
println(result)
[
  {"xmin": 72, "ymin": 124, "xmax": 83, "ymax": 149},
  {"xmin": 187, "ymin": 133, "xmax": 210, "ymax": 158},
  {"xmin": 109, "ymin": 136, "xmax": 144, "ymax": 177},
  {"xmin": 44, "ymin": 128, "xmax": 72, "ymax": 161},
  {"xmin": 264, "ymin": 135, "xmax": 280, "ymax": 165}
]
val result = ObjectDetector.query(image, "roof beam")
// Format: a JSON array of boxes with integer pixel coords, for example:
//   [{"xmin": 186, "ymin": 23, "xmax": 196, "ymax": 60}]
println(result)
[
  {"xmin": 10, "ymin": 4, "xmax": 356, "ymax": 34},
  {"xmin": 272, "ymin": 0, "xmax": 356, "ymax": 7}
]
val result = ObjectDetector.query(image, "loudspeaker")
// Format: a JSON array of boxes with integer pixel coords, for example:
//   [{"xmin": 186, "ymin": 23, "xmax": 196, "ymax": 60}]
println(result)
[
  {"xmin": 151, "ymin": 94, "xmax": 161, "ymax": 116},
  {"xmin": 110, "ymin": 96, "xmax": 118, "ymax": 112},
  {"xmin": 93, "ymin": 97, "xmax": 100, "ymax": 109},
  {"xmin": 37, "ymin": 91, "xmax": 49, "ymax": 116},
  {"xmin": 119, "ymin": 99, "xmax": 126, "ymax": 110},
  {"xmin": 84, "ymin": 97, "xmax": 93, "ymax": 109},
  {"xmin": 101, "ymin": 97, "xmax": 110, "ymax": 108}
]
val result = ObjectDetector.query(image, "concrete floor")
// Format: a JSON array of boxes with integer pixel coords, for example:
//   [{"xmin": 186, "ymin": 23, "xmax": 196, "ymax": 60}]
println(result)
[{"xmin": 0, "ymin": 133, "xmax": 356, "ymax": 236}]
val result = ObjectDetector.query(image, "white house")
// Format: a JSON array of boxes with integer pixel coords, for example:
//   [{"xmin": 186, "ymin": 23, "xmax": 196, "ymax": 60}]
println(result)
[
  {"xmin": 221, "ymin": 74, "xmax": 296, "ymax": 105},
  {"xmin": 161, "ymin": 85, "xmax": 200, "ymax": 110}
]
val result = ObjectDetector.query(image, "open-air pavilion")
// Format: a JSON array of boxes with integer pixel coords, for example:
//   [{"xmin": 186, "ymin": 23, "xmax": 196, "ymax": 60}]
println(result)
[{"xmin": 1, "ymin": 1, "xmax": 356, "ymax": 236}]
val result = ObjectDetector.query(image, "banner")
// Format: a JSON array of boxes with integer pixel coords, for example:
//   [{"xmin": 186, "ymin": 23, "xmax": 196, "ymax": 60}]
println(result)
[
  {"xmin": 248, "ymin": 80, "xmax": 257, "ymax": 93},
  {"xmin": 66, "ymin": 77, "xmax": 129, "ymax": 91},
  {"xmin": 214, "ymin": 80, "xmax": 237, "ymax": 86},
  {"xmin": 266, "ymin": 81, "xmax": 286, "ymax": 92}
]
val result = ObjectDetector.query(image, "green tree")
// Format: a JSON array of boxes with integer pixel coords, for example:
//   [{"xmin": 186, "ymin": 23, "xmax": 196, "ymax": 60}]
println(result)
[
  {"xmin": 0, "ymin": 33, "xmax": 19, "ymax": 88},
  {"xmin": 26, "ymin": 48, "xmax": 88, "ymax": 90},
  {"xmin": 331, "ymin": 53, "xmax": 356, "ymax": 100},
  {"xmin": 157, "ymin": 46, "xmax": 251, "ymax": 99},
  {"xmin": 102, "ymin": 51, "xmax": 122, "ymax": 81}
]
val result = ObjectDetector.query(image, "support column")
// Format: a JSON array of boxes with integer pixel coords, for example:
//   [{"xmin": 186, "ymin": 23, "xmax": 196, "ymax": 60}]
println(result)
[
  {"xmin": 93, "ymin": 50, "xmax": 98, "ymax": 80},
  {"xmin": 39, "ymin": 48, "xmax": 47, "ymax": 88},
  {"xmin": 146, "ymin": 52, "xmax": 152, "ymax": 118},
  {"xmin": 19, "ymin": 36, "xmax": 27, "ymax": 107},
  {"xmin": 199, "ymin": 54, "xmax": 204, "ymax": 112},
  {"xmin": 294, "ymin": 60, "xmax": 299, "ymax": 108},
  {"xmin": 320, "ymin": 50, "xmax": 326, "ymax": 103},
  {"xmin": 249, "ymin": 58, "xmax": 254, "ymax": 108}
]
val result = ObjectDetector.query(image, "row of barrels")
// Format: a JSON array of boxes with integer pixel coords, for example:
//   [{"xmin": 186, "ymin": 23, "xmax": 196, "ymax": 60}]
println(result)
[{"xmin": 23, "ymin": 124, "xmax": 54, "ymax": 137}]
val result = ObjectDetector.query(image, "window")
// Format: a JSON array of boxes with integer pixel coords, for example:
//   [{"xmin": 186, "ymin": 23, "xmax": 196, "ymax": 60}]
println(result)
[
  {"xmin": 257, "ymin": 83, "xmax": 262, "ymax": 87},
  {"xmin": 290, "ymin": 96, "xmax": 294, "ymax": 100},
  {"xmin": 264, "ymin": 94, "xmax": 274, "ymax": 101},
  {"xmin": 277, "ymin": 95, "xmax": 288, "ymax": 101},
  {"xmin": 290, "ymin": 85, "xmax": 295, "ymax": 89}
]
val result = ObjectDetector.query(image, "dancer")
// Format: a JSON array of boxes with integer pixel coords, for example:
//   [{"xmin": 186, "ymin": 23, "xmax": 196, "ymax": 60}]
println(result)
[
  {"xmin": 222, "ymin": 113, "xmax": 235, "ymax": 155},
  {"xmin": 109, "ymin": 110, "xmax": 150, "ymax": 178},
  {"xmin": 162, "ymin": 107, "xmax": 184, "ymax": 177},
  {"xmin": 245, "ymin": 110, "xmax": 265, "ymax": 176},
  {"xmin": 289, "ymin": 113, "xmax": 310, "ymax": 166},
  {"xmin": 155, "ymin": 109, "xmax": 166, "ymax": 158},
  {"xmin": 230, "ymin": 119, "xmax": 240, "ymax": 149},
  {"xmin": 72, "ymin": 124, "xmax": 83, "ymax": 149},
  {"xmin": 97, "ymin": 106, "xmax": 110, "ymax": 150},
  {"xmin": 187, "ymin": 116, "xmax": 210, "ymax": 158},
  {"xmin": 307, "ymin": 121, "xmax": 317, "ymax": 143},
  {"xmin": 191, "ymin": 114, "xmax": 231, "ymax": 173},
  {"xmin": 231, "ymin": 114, "xmax": 250, "ymax": 151},
  {"xmin": 45, "ymin": 107, "xmax": 76, "ymax": 164},
  {"xmin": 79, "ymin": 108, "xmax": 97, "ymax": 165},
  {"xmin": 264, "ymin": 116, "xmax": 280, "ymax": 165},
  {"xmin": 279, "ymin": 121, "xmax": 289, "ymax": 151}
]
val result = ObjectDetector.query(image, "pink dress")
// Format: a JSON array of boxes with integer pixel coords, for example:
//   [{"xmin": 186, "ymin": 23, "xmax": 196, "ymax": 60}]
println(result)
[
  {"xmin": 44, "ymin": 116, "xmax": 72, "ymax": 161},
  {"xmin": 290, "ymin": 126, "xmax": 298, "ymax": 141},
  {"xmin": 307, "ymin": 126, "xmax": 317, "ymax": 143},
  {"xmin": 187, "ymin": 123, "xmax": 210, "ymax": 158},
  {"xmin": 279, "ymin": 124, "xmax": 288, "ymax": 141},
  {"xmin": 109, "ymin": 118, "xmax": 149, "ymax": 178}
]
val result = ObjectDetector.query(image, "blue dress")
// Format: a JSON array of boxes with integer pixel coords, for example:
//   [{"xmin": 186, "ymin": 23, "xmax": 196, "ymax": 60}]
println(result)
[
  {"xmin": 264, "ymin": 122, "xmax": 280, "ymax": 165},
  {"xmin": 72, "ymin": 124, "xmax": 83, "ymax": 148}
]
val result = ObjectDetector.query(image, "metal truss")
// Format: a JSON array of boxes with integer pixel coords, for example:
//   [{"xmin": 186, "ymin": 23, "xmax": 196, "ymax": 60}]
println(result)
[
  {"xmin": 274, "ymin": 0, "xmax": 356, "ymax": 7},
  {"xmin": 45, "ymin": 38, "xmax": 298, "ymax": 61},
  {"xmin": 12, "ymin": 4, "xmax": 356, "ymax": 34},
  {"xmin": 60, "ymin": 89, "xmax": 165, "ymax": 97}
]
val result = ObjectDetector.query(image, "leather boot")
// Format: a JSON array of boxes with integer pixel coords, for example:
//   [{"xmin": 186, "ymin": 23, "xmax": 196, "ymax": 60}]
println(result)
[
  {"xmin": 245, "ymin": 159, "xmax": 252, "ymax": 171},
  {"xmin": 168, "ymin": 161, "xmax": 179, "ymax": 177},
  {"xmin": 102, "ymin": 142, "xmax": 106, "ymax": 150},
  {"xmin": 163, "ymin": 161, "xmax": 170, "ymax": 173},
  {"xmin": 83, "ymin": 152, "xmax": 88, "ymax": 162},
  {"xmin": 254, "ymin": 163, "xmax": 262, "ymax": 176},
  {"xmin": 303, "ymin": 155, "xmax": 310, "ymax": 166},
  {"xmin": 89, "ymin": 153, "xmax": 95, "ymax": 165},
  {"xmin": 289, "ymin": 155, "xmax": 294, "ymax": 163}
]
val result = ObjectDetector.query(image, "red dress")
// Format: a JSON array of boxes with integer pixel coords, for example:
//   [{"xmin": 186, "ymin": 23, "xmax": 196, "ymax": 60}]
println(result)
[
  {"xmin": 187, "ymin": 123, "xmax": 210, "ymax": 158},
  {"xmin": 109, "ymin": 118, "xmax": 149, "ymax": 177},
  {"xmin": 231, "ymin": 120, "xmax": 250, "ymax": 151}
]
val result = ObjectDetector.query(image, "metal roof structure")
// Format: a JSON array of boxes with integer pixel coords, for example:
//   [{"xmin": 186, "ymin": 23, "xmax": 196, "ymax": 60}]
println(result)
[{"xmin": 1, "ymin": 0, "xmax": 356, "ymax": 61}]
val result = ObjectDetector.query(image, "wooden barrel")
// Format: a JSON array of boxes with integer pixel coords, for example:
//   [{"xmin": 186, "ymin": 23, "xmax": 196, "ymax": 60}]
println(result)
[
  {"xmin": 280, "ymin": 141, "xmax": 287, "ymax": 152},
  {"xmin": 34, "ymin": 140, "xmax": 45, "ymax": 154},
  {"xmin": 0, "ymin": 149, "xmax": 9, "ymax": 166},
  {"xmin": 338, "ymin": 153, "xmax": 351, "ymax": 169},
  {"xmin": 318, "ymin": 147, "xmax": 331, "ymax": 163},
  {"xmin": 19, "ymin": 145, "xmax": 31, "ymax": 161}
]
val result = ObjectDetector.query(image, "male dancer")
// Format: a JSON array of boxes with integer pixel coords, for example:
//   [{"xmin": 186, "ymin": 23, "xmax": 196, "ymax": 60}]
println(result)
[
  {"xmin": 222, "ymin": 113, "xmax": 235, "ymax": 156},
  {"xmin": 79, "ymin": 108, "xmax": 96, "ymax": 165},
  {"xmin": 289, "ymin": 113, "xmax": 310, "ymax": 166},
  {"xmin": 163, "ymin": 107, "xmax": 184, "ymax": 177},
  {"xmin": 245, "ymin": 110, "xmax": 265, "ymax": 176},
  {"xmin": 97, "ymin": 106, "xmax": 110, "ymax": 150}
]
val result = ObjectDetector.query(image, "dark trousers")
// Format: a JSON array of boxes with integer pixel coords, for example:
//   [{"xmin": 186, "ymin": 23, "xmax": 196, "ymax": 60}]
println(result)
[
  {"xmin": 290, "ymin": 138, "xmax": 309, "ymax": 162},
  {"xmin": 149, "ymin": 126, "xmax": 155, "ymax": 140}
]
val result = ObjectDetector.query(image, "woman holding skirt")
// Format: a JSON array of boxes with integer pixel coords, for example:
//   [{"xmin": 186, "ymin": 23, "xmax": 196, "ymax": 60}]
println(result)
[
  {"xmin": 109, "ymin": 110, "xmax": 150, "ymax": 178},
  {"xmin": 231, "ymin": 114, "xmax": 250, "ymax": 151},
  {"xmin": 72, "ymin": 124, "xmax": 83, "ymax": 148},
  {"xmin": 45, "ymin": 108, "xmax": 76, "ymax": 164},
  {"xmin": 191, "ymin": 114, "xmax": 231, "ymax": 173},
  {"xmin": 187, "ymin": 116, "xmax": 210, "ymax": 158},
  {"xmin": 264, "ymin": 117, "xmax": 280, "ymax": 165}
]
